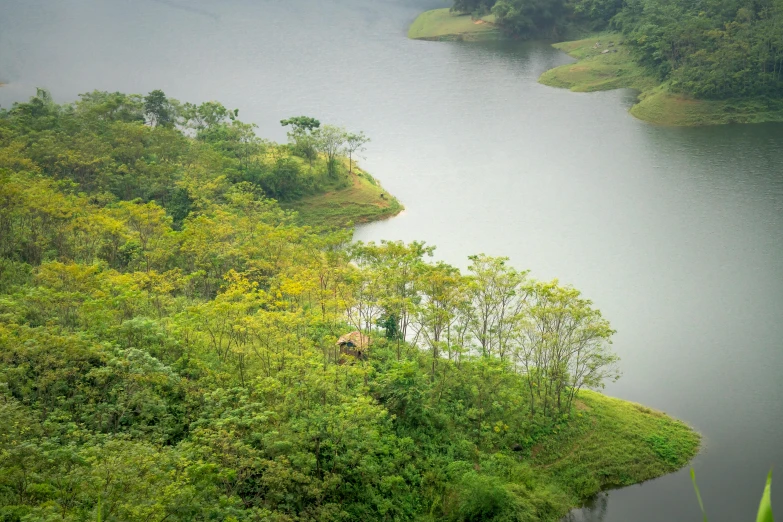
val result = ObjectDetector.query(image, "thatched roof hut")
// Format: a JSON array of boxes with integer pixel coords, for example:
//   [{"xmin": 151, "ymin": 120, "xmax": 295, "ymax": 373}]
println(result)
[{"xmin": 335, "ymin": 331, "xmax": 370, "ymax": 350}]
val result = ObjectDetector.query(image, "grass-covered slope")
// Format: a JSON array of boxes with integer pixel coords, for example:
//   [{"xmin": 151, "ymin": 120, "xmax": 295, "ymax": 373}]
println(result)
[
  {"xmin": 282, "ymin": 166, "xmax": 402, "ymax": 228},
  {"xmin": 408, "ymin": 8, "xmax": 499, "ymax": 41},
  {"xmin": 631, "ymin": 88, "xmax": 783, "ymax": 126},
  {"xmin": 539, "ymin": 33, "xmax": 783, "ymax": 125},
  {"xmin": 532, "ymin": 391, "xmax": 700, "ymax": 499},
  {"xmin": 539, "ymin": 34, "xmax": 657, "ymax": 93},
  {"xmin": 401, "ymin": 365, "xmax": 699, "ymax": 522}
]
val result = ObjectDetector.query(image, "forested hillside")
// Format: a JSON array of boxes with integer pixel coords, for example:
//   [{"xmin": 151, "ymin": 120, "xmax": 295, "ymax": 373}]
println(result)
[
  {"xmin": 451, "ymin": 0, "xmax": 783, "ymax": 100},
  {"xmin": 0, "ymin": 90, "xmax": 698, "ymax": 521}
]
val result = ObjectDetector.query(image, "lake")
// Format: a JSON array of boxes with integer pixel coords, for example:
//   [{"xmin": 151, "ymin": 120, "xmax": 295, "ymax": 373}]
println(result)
[{"xmin": 1, "ymin": 1, "xmax": 781, "ymax": 520}]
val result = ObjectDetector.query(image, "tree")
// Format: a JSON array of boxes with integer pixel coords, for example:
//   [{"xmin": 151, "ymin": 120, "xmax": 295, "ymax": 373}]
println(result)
[
  {"xmin": 281, "ymin": 115, "xmax": 321, "ymax": 165},
  {"xmin": 76, "ymin": 90, "xmax": 145, "ymax": 124},
  {"xmin": 314, "ymin": 125, "xmax": 347, "ymax": 179},
  {"xmin": 514, "ymin": 280, "xmax": 619, "ymax": 417},
  {"xmin": 112, "ymin": 200, "xmax": 174, "ymax": 273},
  {"xmin": 182, "ymin": 100, "xmax": 231, "ymax": 131},
  {"xmin": 352, "ymin": 240, "xmax": 432, "ymax": 359},
  {"xmin": 280, "ymin": 116, "xmax": 320, "ymax": 133},
  {"xmin": 414, "ymin": 262, "xmax": 466, "ymax": 380},
  {"xmin": 466, "ymin": 254, "xmax": 529, "ymax": 360},
  {"xmin": 143, "ymin": 89, "xmax": 174, "ymax": 127},
  {"xmin": 344, "ymin": 131, "xmax": 370, "ymax": 176},
  {"xmin": 492, "ymin": 0, "xmax": 568, "ymax": 38},
  {"xmin": 452, "ymin": 0, "xmax": 497, "ymax": 14},
  {"xmin": 198, "ymin": 119, "xmax": 262, "ymax": 170}
]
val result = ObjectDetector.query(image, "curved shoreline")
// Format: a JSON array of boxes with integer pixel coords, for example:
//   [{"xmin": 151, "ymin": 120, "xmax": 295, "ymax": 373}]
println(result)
[
  {"xmin": 408, "ymin": 11, "xmax": 783, "ymax": 126},
  {"xmin": 531, "ymin": 389, "xmax": 700, "ymax": 518},
  {"xmin": 538, "ymin": 34, "xmax": 783, "ymax": 126},
  {"xmin": 282, "ymin": 165, "xmax": 403, "ymax": 229},
  {"xmin": 408, "ymin": 8, "xmax": 500, "ymax": 41},
  {"xmin": 406, "ymin": 11, "xmax": 703, "ymax": 510}
]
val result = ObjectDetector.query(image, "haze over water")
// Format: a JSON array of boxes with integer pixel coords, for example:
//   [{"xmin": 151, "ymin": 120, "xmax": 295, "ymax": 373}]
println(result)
[{"xmin": 1, "ymin": 1, "xmax": 782, "ymax": 520}]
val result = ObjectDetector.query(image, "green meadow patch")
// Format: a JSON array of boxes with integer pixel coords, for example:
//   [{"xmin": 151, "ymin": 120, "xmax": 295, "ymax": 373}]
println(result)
[
  {"xmin": 282, "ymin": 167, "xmax": 403, "ymax": 228},
  {"xmin": 539, "ymin": 34, "xmax": 657, "ymax": 93},
  {"xmin": 408, "ymin": 8, "xmax": 500, "ymax": 41},
  {"xmin": 531, "ymin": 390, "xmax": 701, "ymax": 501}
]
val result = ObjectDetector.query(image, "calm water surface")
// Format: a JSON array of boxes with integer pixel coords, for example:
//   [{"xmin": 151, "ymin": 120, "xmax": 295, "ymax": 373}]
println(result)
[{"xmin": 1, "ymin": 1, "xmax": 782, "ymax": 520}]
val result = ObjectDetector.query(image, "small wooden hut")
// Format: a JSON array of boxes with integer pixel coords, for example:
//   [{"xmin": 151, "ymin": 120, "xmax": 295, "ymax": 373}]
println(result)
[{"xmin": 336, "ymin": 331, "xmax": 370, "ymax": 361}]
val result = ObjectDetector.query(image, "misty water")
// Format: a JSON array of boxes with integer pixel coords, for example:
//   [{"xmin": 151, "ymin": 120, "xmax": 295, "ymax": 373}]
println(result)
[{"xmin": 1, "ymin": 1, "xmax": 782, "ymax": 520}]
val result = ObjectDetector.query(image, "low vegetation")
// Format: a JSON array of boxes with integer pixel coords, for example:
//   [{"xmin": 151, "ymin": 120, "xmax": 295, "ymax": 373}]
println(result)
[
  {"xmin": 282, "ymin": 165, "xmax": 403, "ymax": 228},
  {"xmin": 631, "ymin": 87, "xmax": 783, "ymax": 126},
  {"xmin": 538, "ymin": 34, "xmax": 657, "ymax": 93},
  {"xmin": 408, "ymin": 8, "xmax": 499, "ymax": 41},
  {"xmin": 532, "ymin": 391, "xmax": 699, "ymax": 497}
]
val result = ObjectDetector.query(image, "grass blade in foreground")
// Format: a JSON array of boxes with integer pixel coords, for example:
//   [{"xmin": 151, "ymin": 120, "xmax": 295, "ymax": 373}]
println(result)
[
  {"xmin": 757, "ymin": 470, "xmax": 774, "ymax": 522},
  {"xmin": 691, "ymin": 469, "xmax": 708, "ymax": 522}
]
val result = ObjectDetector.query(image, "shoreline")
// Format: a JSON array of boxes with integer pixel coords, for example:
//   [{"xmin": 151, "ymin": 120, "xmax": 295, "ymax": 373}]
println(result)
[
  {"xmin": 538, "ymin": 33, "xmax": 783, "ymax": 126},
  {"xmin": 534, "ymin": 389, "xmax": 700, "ymax": 516},
  {"xmin": 282, "ymin": 165, "xmax": 403, "ymax": 229},
  {"xmin": 408, "ymin": 10, "xmax": 783, "ymax": 126},
  {"xmin": 405, "ymin": 13, "xmax": 704, "ymax": 506},
  {"xmin": 408, "ymin": 8, "xmax": 500, "ymax": 41}
]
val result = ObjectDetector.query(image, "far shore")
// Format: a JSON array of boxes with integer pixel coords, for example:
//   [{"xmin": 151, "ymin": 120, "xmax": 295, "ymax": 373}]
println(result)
[
  {"xmin": 539, "ymin": 33, "xmax": 783, "ymax": 126},
  {"xmin": 408, "ymin": 8, "xmax": 500, "ymax": 41},
  {"xmin": 409, "ymin": 10, "xmax": 783, "ymax": 126}
]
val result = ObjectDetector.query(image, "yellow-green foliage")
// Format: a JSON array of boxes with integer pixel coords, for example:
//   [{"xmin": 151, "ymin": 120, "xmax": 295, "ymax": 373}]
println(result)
[
  {"xmin": 408, "ymin": 8, "xmax": 499, "ymax": 41},
  {"xmin": 540, "ymin": 32, "xmax": 783, "ymax": 126},
  {"xmin": 0, "ymin": 89, "xmax": 699, "ymax": 522}
]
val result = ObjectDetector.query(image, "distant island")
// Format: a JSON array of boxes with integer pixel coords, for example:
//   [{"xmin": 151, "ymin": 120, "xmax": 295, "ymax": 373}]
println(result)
[{"xmin": 409, "ymin": 2, "xmax": 783, "ymax": 126}]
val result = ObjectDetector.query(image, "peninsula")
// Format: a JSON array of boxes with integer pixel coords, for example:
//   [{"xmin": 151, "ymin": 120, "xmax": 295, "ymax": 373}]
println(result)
[
  {"xmin": 408, "ymin": 8, "xmax": 499, "ymax": 41},
  {"xmin": 0, "ymin": 88, "xmax": 698, "ymax": 522}
]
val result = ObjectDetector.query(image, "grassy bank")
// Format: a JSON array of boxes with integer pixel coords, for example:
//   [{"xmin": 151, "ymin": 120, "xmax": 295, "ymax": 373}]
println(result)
[
  {"xmin": 632, "ymin": 87, "xmax": 783, "ymax": 125},
  {"xmin": 417, "ymin": 384, "xmax": 700, "ymax": 521},
  {"xmin": 283, "ymin": 166, "xmax": 403, "ymax": 228},
  {"xmin": 533, "ymin": 390, "xmax": 700, "ymax": 506},
  {"xmin": 408, "ymin": 8, "xmax": 499, "ymax": 41},
  {"xmin": 539, "ymin": 34, "xmax": 656, "ymax": 93},
  {"xmin": 539, "ymin": 33, "xmax": 783, "ymax": 125}
]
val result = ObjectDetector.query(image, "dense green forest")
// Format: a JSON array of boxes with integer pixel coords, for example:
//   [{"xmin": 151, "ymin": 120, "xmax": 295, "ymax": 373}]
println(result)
[
  {"xmin": 451, "ymin": 0, "xmax": 783, "ymax": 99},
  {"xmin": 0, "ymin": 89, "xmax": 698, "ymax": 521}
]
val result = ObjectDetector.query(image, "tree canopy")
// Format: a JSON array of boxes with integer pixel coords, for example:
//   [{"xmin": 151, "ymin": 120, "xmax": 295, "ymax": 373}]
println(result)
[{"xmin": 0, "ymin": 89, "xmax": 699, "ymax": 522}]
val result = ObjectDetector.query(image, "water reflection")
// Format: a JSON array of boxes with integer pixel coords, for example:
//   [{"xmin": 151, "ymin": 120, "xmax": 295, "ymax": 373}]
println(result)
[{"xmin": 564, "ymin": 493, "xmax": 609, "ymax": 522}]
